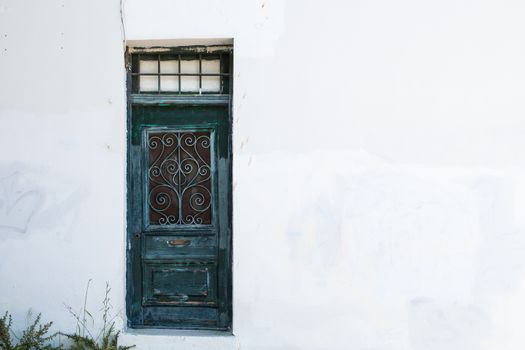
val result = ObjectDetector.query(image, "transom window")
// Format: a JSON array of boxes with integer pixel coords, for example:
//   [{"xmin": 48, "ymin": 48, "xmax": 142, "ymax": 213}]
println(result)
[{"xmin": 130, "ymin": 49, "xmax": 231, "ymax": 94}]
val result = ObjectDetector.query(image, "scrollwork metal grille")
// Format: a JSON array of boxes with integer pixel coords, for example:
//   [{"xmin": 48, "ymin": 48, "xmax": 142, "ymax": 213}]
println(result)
[{"xmin": 147, "ymin": 131, "xmax": 213, "ymax": 225}]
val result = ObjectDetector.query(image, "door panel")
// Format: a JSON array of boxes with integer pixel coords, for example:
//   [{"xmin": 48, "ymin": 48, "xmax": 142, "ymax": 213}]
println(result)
[
  {"xmin": 143, "ymin": 235, "xmax": 216, "ymax": 259},
  {"xmin": 127, "ymin": 105, "xmax": 231, "ymax": 330},
  {"xmin": 143, "ymin": 262, "xmax": 218, "ymax": 306}
]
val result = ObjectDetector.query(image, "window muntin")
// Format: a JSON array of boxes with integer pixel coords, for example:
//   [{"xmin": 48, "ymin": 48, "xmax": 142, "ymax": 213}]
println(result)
[{"xmin": 131, "ymin": 52, "xmax": 230, "ymax": 94}]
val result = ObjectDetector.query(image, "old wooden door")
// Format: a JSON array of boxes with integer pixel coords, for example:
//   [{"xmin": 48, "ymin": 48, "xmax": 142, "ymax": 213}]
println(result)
[{"xmin": 127, "ymin": 104, "xmax": 232, "ymax": 330}]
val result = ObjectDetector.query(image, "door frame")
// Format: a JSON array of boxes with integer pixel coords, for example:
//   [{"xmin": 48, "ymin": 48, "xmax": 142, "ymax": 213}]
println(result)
[{"xmin": 124, "ymin": 45, "xmax": 233, "ymax": 330}]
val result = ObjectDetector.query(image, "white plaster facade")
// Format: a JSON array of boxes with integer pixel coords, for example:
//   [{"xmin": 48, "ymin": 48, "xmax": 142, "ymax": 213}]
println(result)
[{"xmin": 1, "ymin": 0, "xmax": 525, "ymax": 349}]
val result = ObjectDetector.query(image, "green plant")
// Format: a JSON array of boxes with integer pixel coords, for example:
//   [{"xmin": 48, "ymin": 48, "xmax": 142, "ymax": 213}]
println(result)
[
  {"xmin": 61, "ymin": 281, "xmax": 133, "ymax": 350},
  {"xmin": 0, "ymin": 311, "xmax": 61, "ymax": 350}
]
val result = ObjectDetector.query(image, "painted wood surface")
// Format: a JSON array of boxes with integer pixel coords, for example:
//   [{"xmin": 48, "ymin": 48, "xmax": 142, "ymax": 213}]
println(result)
[{"xmin": 127, "ymin": 104, "xmax": 232, "ymax": 330}]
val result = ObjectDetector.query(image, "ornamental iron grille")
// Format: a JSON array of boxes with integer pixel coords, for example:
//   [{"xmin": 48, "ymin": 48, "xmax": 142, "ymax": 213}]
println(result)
[{"xmin": 147, "ymin": 130, "xmax": 213, "ymax": 226}]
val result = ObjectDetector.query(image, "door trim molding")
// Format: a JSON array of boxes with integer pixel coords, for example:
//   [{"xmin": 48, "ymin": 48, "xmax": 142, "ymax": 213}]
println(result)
[{"xmin": 130, "ymin": 94, "xmax": 230, "ymax": 106}]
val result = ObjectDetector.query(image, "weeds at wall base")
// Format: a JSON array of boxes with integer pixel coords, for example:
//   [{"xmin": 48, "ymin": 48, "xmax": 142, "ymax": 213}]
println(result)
[{"xmin": 0, "ymin": 282, "xmax": 133, "ymax": 350}]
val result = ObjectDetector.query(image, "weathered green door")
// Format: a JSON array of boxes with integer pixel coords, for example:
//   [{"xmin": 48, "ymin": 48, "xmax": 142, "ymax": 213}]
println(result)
[{"xmin": 127, "ymin": 104, "xmax": 232, "ymax": 330}]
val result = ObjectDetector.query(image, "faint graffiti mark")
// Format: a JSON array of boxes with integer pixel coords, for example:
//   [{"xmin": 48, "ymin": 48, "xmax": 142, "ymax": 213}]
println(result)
[{"xmin": 0, "ymin": 172, "xmax": 41, "ymax": 233}]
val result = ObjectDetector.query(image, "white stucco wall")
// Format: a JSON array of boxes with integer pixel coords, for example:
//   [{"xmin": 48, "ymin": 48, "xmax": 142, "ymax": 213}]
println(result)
[{"xmin": 1, "ymin": 0, "xmax": 525, "ymax": 349}]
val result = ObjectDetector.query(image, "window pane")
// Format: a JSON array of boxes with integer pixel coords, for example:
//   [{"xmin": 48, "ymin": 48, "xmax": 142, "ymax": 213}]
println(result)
[
  {"xmin": 201, "ymin": 59, "xmax": 220, "ymax": 74},
  {"xmin": 181, "ymin": 59, "xmax": 199, "ymax": 74},
  {"xmin": 160, "ymin": 60, "xmax": 178, "ymax": 74},
  {"xmin": 140, "ymin": 76, "xmax": 158, "ymax": 92},
  {"xmin": 202, "ymin": 59, "xmax": 221, "ymax": 92},
  {"xmin": 202, "ymin": 76, "xmax": 221, "ymax": 92},
  {"xmin": 180, "ymin": 59, "xmax": 199, "ymax": 92},
  {"xmin": 160, "ymin": 60, "xmax": 179, "ymax": 92},
  {"xmin": 140, "ymin": 60, "xmax": 158, "ymax": 73},
  {"xmin": 161, "ymin": 76, "xmax": 179, "ymax": 92},
  {"xmin": 181, "ymin": 76, "xmax": 199, "ymax": 92},
  {"xmin": 140, "ymin": 60, "xmax": 158, "ymax": 92}
]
